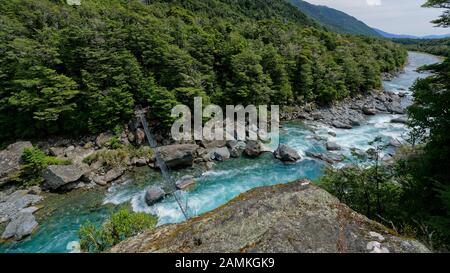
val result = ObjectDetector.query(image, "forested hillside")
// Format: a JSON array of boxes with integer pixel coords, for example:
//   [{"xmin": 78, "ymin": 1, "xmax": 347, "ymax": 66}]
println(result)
[
  {"xmin": 289, "ymin": 0, "xmax": 381, "ymax": 37},
  {"xmin": 0, "ymin": 0, "xmax": 406, "ymax": 142},
  {"xmin": 392, "ymin": 38, "xmax": 450, "ymax": 57}
]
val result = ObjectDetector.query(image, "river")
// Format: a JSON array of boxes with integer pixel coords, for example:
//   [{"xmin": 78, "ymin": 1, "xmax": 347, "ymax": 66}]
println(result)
[{"xmin": 0, "ymin": 51, "xmax": 441, "ymax": 253}]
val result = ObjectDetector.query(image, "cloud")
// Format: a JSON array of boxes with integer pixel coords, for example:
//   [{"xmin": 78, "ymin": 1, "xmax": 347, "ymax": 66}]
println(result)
[{"xmin": 366, "ymin": 0, "xmax": 381, "ymax": 6}]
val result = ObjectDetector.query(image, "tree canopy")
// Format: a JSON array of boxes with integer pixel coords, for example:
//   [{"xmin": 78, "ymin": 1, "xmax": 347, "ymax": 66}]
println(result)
[
  {"xmin": 0, "ymin": 0, "xmax": 407, "ymax": 141},
  {"xmin": 405, "ymin": 0, "xmax": 450, "ymax": 245}
]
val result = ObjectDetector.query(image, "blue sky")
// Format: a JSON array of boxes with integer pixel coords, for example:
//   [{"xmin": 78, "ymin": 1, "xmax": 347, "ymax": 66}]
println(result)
[{"xmin": 304, "ymin": 0, "xmax": 449, "ymax": 36}]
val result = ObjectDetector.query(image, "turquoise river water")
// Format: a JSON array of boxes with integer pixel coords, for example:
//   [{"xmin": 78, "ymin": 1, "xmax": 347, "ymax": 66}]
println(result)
[{"xmin": 0, "ymin": 52, "xmax": 441, "ymax": 253}]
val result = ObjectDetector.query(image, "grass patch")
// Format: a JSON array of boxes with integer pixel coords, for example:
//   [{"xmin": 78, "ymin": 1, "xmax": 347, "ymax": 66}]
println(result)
[{"xmin": 83, "ymin": 145, "xmax": 153, "ymax": 167}]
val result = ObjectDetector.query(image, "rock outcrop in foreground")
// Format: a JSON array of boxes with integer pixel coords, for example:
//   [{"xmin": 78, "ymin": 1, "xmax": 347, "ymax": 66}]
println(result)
[{"xmin": 109, "ymin": 180, "xmax": 430, "ymax": 253}]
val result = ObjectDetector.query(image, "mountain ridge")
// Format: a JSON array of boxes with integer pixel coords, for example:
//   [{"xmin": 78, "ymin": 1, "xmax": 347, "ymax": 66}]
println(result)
[
  {"xmin": 374, "ymin": 28, "xmax": 450, "ymax": 39},
  {"xmin": 289, "ymin": 0, "xmax": 381, "ymax": 36}
]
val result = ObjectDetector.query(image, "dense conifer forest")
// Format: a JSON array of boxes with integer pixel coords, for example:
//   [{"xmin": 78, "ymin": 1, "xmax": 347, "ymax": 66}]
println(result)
[{"xmin": 0, "ymin": 0, "xmax": 407, "ymax": 142}]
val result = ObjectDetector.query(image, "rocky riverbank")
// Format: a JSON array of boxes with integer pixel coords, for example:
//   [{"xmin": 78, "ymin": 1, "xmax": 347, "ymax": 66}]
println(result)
[
  {"xmin": 109, "ymin": 180, "xmax": 429, "ymax": 253},
  {"xmin": 282, "ymin": 89, "xmax": 407, "ymax": 128},
  {"xmin": 0, "ymin": 126, "xmax": 288, "ymax": 242},
  {"xmin": 0, "ymin": 87, "xmax": 408, "ymax": 243}
]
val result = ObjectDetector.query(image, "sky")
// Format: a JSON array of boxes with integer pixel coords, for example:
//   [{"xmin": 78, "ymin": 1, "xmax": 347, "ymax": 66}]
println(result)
[{"xmin": 304, "ymin": 0, "xmax": 449, "ymax": 36}]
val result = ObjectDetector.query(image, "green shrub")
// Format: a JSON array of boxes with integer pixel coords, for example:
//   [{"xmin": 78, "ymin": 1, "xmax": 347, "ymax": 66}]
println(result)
[
  {"xmin": 317, "ymin": 166, "xmax": 403, "ymax": 222},
  {"xmin": 78, "ymin": 209, "xmax": 158, "ymax": 253},
  {"xmin": 83, "ymin": 145, "xmax": 153, "ymax": 167},
  {"xmin": 105, "ymin": 136, "xmax": 123, "ymax": 150},
  {"xmin": 11, "ymin": 147, "xmax": 70, "ymax": 186}
]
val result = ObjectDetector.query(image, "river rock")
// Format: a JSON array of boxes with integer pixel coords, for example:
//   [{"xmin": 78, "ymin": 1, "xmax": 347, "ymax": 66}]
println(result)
[
  {"xmin": 328, "ymin": 131, "xmax": 337, "ymax": 137},
  {"xmin": 197, "ymin": 148, "xmax": 212, "ymax": 162},
  {"xmin": 1, "ymin": 212, "xmax": 38, "ymax": 241},
  {"xmin": 305, "ymin": 151, "xmax": 344, "ymax": 164},
  {"xmin": 362, "ymin": 106, "xmax": 377, "ymax": 115},
  {"xmin": 153, "ymin": 144, "xmax": 199, "ymax": 169},
  {"xmin": 48, "ymin": 146, "xmax": 64, "ymax": 157},
  {"xmin": 92, "ymin": 168, "xmax": 125, "ymax": 186},
  {"xmin": 27, "ymin": 186, "xmax": 42, "ymax": 195},
  {"xmin": 322, "ymin": 153, "xmax": 344, "ymax": 163},
  {"xmin": 62, "ymin": 146, "xmax": 95, "ymax": 166},
  {"xmin": 212, "ymin": 147, "xmax": 231, "ymax": 162},
  {"xmin": 244, "ymin": 141, "xmax": 263, "ymax": 158},
  {"xmin": 332, "ymin": 121, "xmax": 352, "ymax": 129},
  {"xmin": 0, "ymin": 141, "xmax": 33, "ymax": 184},
  {"xmin": 391, "ymin": 117, "xmax": 408, "ymax": 124},
  {"xmin": 0, "ymin": 190, "xmax": 43, "ymax": 224},
  {"xmin": 145, "ymin": 186, "xmax": 165, "ymax": 206},
  {"xmin": 387, "ymin": 102, "xmax": 405, "ymax": 114},
  {"xmin": 375, "ymin": 103, "xmax": 388, "ymax": 112},
  {"xmin": 227, "ymin": 141, "xmax": 246, "ymax": 158},
  {"xmin": 175, "ymin": 176, "xmax": 196, "ymax": 190},
  {"xmin": 350, "ymin": 101, "xmax": 363, "ymax": 110},
  {"xmin": 131, "ymin": 157, "xmax": 148, "ymax": 167},
  {"xmin": 326, "ymin": 142, "xmax": 341, "ymax": 151},
  {"xmin": 349, "ymin": 118, "xmax": 361, "ymax": 127},
  {"xmin": 95, "ymin": 133, "xmax": 113, "ymax": 148},
  {"xmin": 42, "ymin": 165, "xmax": 84, "ymax": 190},
  {"xmin": 19, "ymin": 206, "xmax": 40, "ymax": 214},
  {"xmin": 109, "ymin": 181, "xmax": 430, "ymax": 253},
  {"xmin": 199, "ymin": 140, "xmax": 227, "ymax": 149},
  {"xmin": 305, "ymin": 151, "xmax": 322, "ymax": 160},
  {"xmin": 274, "ymin": 145, "xmax": 301, "ymax": 162}
]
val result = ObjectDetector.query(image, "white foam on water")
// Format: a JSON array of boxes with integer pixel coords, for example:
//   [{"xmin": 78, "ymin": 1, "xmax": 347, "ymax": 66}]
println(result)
[
  {"xmin": 103, "ymin": 187, "xmax": 135, "ymax": 205},
  {"xmin": 201, "ymin": 169, "xmax": 235, "ymax": 177}
]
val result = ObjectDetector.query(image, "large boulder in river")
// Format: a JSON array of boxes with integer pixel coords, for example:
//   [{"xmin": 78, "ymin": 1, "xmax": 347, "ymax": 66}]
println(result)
[
  {"xmin": 274, "ymin": 144, "xmax": 301, "ymax": 162},
  {"xmin": 332, "ymin": 121, "xmax": 352, "ymax": 129},
  {"xmin": 153, "ymin": 144, "xmax": 199, "ymax": 169},
  {"xmin": 244, "ymin": 141, "xmax": 263, "ymax": 158},
  {"xmin": 109, "ymin": 181, "xmax": 430, "ymax": 253},
  {"xmin": 386, "ymin": 102, "xmax": 405, "ymax": 114},
  {"xmin": 42, "ymin": 165, "xmax": 84, "ymax": 190},
  {"xmin": 145, "ymin": 186, "xmax": 166, "ymax": 206},
  {"xmin": 1, "ymin": 212, "xmax": 38, "ymax": 241},
  {"xmin": 0, "ymin": 141, "xmax": 33, "ymax": 184},
  {"xmin": 326, "ymin": 142, "xmax": 342, "ymax": 151},
  {"xmin": 305, "ymin": 151, "xmax": 344, "ymax": 164}
]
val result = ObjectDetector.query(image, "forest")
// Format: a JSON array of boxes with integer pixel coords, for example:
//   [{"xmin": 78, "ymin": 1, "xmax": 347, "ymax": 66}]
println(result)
[
  {"xmin": 0, "ymin": 0, "xmax": 407, "ymax": 142},
  {"xmin": 393, "ymin": 37, "xmax": 450, "ymax": 57}
]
